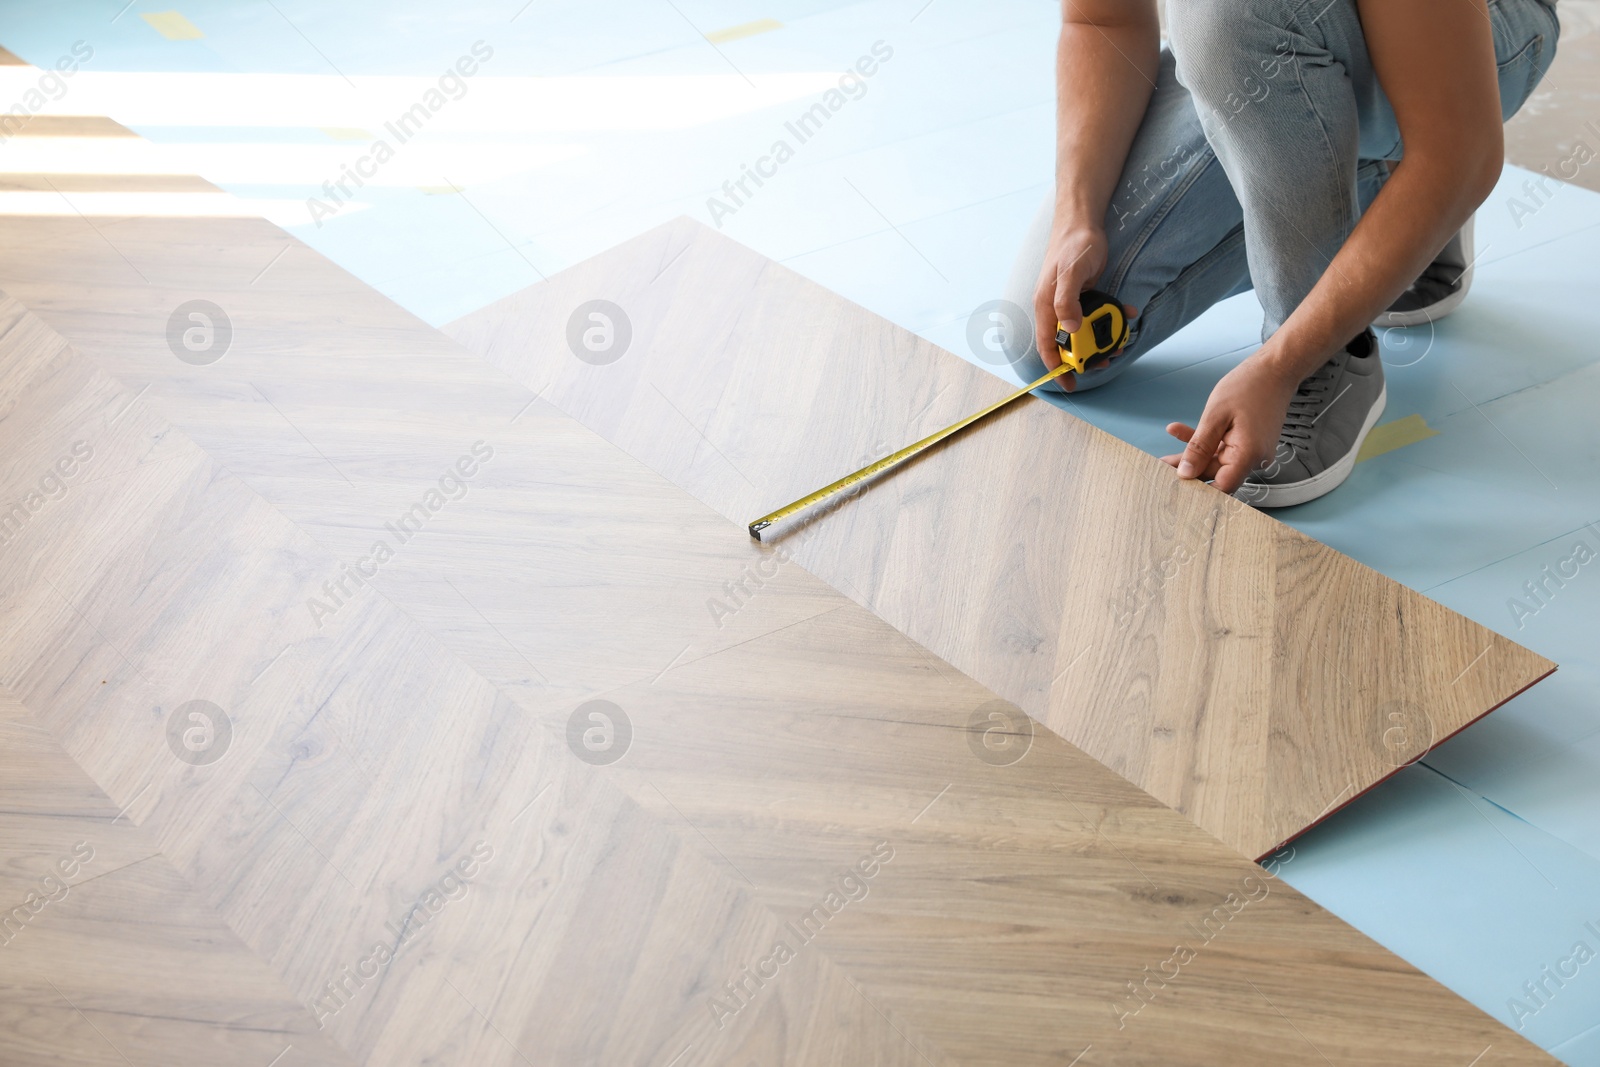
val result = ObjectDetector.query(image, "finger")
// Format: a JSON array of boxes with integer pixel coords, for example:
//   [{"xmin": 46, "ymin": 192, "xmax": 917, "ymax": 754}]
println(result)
[
  {"xmin": 1034, "ymin": 286, "xmax": 1059, "ymax": 371},
  {"xmin": 1177, "ymin": 415, "xmax": 1226, "ymax": 480},
  {"xmin": 1165, "ymin": 453, "xmax": 1224, "ymax": 480},
  {"xmin": 1054, "ymin": 273, "xmax": 1084, "ymax": 335},
  {"xmin": 1211, "ymin": 456, "xmax": 1255, "ymax": 495},
  {"xmin": 1159, "ymin": 424, "xmax": 1194, "ymax": 467},
  {"xmin": 1050, "ymin": 276, "xmax": 1084, "ymax": 392},
  {"xmin": 1119, "ymin": 306, "xmax": 1139, "ymax": 353}
]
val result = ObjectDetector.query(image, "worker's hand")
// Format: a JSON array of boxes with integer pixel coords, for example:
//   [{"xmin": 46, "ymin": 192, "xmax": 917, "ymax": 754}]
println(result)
[
  {"xmin": 1160, "ymin": 355, "xmax": 1300, "ymax": 495},
  {"xmin": 1034, "ymin": 224, "xmax": 1108, "ymax": 388}
]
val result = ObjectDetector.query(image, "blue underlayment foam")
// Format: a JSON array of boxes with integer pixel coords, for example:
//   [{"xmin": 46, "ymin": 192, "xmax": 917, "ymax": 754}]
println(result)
[
  {"xmin": 2, "ymin": 1, "xmax": 1598, "ymax": 1059},
  {"xmin": 1284, "ymin": 765, "xmax": 1600, "ymax": 1053}
]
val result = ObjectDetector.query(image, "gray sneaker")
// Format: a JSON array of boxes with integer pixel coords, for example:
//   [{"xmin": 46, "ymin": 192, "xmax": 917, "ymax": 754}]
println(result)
[
  {"xmin": 1236, "ymin": 329, "xmax": 1386, "ymax": 508},
  {"xmin": 1378, "ymin": 215, "xmax": 1473, "ymax": 328}
]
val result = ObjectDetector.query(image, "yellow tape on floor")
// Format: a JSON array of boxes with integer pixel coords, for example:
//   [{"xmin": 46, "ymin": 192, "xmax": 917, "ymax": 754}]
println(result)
[
  {"xmin": 1357, "ymin": 413, "xmax": 1438, "ymax": 463},
  {"xmin": 141, "ymin": 10, "xmax": 204, "ymax": 40},
  {"xmin": 705, "ymin": 18, "xmax": 784, "ymax": 43}
]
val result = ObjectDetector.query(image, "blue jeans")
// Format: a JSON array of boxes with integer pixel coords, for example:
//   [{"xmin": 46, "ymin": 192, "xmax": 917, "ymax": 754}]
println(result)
[{"xmin": 1003, "ymin": 0, "xmax": 1560, "ymax": 391}]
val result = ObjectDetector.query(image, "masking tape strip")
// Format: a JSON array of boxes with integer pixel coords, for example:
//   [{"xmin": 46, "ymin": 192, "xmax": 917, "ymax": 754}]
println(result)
[
  {"xmin": 1357, "ymin": 413, "xmax": 1438, "ymax": 464},
  {"xmin": 141, "ymin": 10, "xmax": 205, "ymax": 41},
  {"xmin": 705, "ymin": 18, "xmax": 784, "ymax": 44}
]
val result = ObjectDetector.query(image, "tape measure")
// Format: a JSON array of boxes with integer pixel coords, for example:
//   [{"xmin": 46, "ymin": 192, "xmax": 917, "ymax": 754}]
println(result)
[{"xmin": 748, "ymin": 291, "xmax": 1127, "ymax": 540}]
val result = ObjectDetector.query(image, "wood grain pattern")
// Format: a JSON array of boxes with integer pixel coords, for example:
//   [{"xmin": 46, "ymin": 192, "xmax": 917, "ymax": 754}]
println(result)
[
  {"xmin": 0, "ymin": 228, "xmax": 1551, "ymax": 1064},
  {"xmin": 0, "ymin": 692, "xmax": 355, "ymax": 1067},
  {"xmin": 0, "ymin": 115, "xmax": 138, "ymax": 138},
  {"xmin": 0, "ymin": 76, "xmax": 1556, "ymax": 1058},
  {"xmin": 443, "ymin": 216, "xmax": 1556, "ymax": 860},
  {"xmin": 0, "ymin": 291, "xmax": 942, "ymax": 1067}
]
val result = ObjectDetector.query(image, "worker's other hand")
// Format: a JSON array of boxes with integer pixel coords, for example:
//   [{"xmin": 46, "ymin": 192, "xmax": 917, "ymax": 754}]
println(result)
[
  {"xmin": 1034, "ymin": 224, "xmax": 1108, "ymax": 386},
  {"xmin": 1160, "ymin": 356, "xmax": 1299, "ymax": 495}
]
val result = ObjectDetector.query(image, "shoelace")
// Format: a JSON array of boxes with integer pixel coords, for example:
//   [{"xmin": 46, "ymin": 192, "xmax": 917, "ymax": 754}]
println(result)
[{"xmin": 1279, "ymin": 358, "xmax": 1343, "ymax": 449}]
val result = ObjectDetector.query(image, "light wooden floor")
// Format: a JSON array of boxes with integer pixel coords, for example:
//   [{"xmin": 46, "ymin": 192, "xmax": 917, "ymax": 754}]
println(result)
[
  {"xmin": 0, "ymin": 690, "xmax": 354, "ymax": 1066},
  {"xmin": 0, "ymin": 256, "xmax": 1554, "ymax": 1065},
  {"xmin": 0, "ymin": 105, "xmax": 1557, "ymax": 1064},
  {"xmin": 444, "ymin": 217, "xmax": 1555, "ymax": 861}
]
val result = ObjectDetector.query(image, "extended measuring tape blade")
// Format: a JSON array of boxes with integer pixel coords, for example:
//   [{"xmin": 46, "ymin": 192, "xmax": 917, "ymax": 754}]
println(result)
[{"xmin": 748, "ymin": 293, "xmax": 1126, "ymax": 540}]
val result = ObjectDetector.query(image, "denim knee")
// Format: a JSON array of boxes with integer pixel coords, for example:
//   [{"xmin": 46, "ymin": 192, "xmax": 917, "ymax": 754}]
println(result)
[{"xmin": 1167, "ymin": 0, "xmax": 1301, "ymax": 117}]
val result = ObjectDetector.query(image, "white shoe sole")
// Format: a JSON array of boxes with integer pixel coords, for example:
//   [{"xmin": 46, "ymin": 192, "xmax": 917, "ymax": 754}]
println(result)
[
  {"xmin": 1378, "ymin": 285, "xmax": 1469, "ymax": 329},
  {"xmin": 1376, "ymin": 215, "xmax": 1474, "ymax": 329},
  {"xmin": 1240, "ymin": 384, "xmax": 1387, "ymax": 508}
]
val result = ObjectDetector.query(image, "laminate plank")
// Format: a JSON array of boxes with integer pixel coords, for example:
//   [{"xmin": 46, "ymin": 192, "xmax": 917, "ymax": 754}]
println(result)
[
  {"xmin": 0, "ymin": 58, "xmax": 1559, "ymax": 1065},
  {"xmin": 595, "ymin": 613, "xmax": 1551, "ymax": 1066},
  {"xmin": 0, "ymin": 293, "xmax": 946, "ymax": 1066},
  {"xmin": 0, "ymin": 249, "xmax": 1554, "ymax": 1063},
  {"xmin": 0, "ymin": 215, "xmax": 851, "ymax": 709},
  {"xmin": 0, "ymin": 173, "xmax": 219, "ymax": 193},
  {"xmin": 0, "ymin": 116, "xmax": 136, "ymax": 138},
  {"xmin": 0, "ymin": 89, "xmax": 1557, "ymax": 1057},
  {"xmin": 0, "ymin": 692, "xmax": 355, "ymax": 1067},
  {"xmin": 442, "ymin": 216, "xmax": 1556, "ymax": 860}
]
